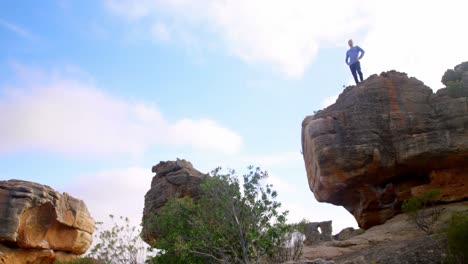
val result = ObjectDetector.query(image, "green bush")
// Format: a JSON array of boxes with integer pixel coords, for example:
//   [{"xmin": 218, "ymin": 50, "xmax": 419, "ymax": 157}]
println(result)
[
  {"xmin": 146, "ymin": 166, "xmax": 301, "ymax": 264},
  {"xmin": 447, "ymin": 80, "xmax": 464, "ymax": 98},
  {"xmin": 87, "ymin": 215, "xmax": 149, "ymax": 264},
  {"xmin": 446, "ymin": 210, "xmax": 468, "ymax": 263},
  {"xmin": 402, "ymin": 189, "xmax": 443, "ymax": 234}
]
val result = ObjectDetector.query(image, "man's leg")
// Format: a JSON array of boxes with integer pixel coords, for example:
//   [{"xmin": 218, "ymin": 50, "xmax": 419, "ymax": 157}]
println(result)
[
  {"xmin": 355, "ymin": 61, "xmax": 364, "ymax": 82},
  {"xmin": 350, "ymin": 63, "xmax": 359, "ymax": 84}
]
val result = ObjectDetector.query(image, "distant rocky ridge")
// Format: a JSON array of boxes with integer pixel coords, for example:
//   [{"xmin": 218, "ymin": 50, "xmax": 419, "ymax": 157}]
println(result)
[
  {"xmin": 0, "ymin": 179, "xmax": 95, "ymax": 264},
  {"xmin": 141, "ymin": 159, "xmax": 206, "ymax": 245},
  {"xmin": 302, "ymin": 64, "xmax": 468, "ymax": 229}
]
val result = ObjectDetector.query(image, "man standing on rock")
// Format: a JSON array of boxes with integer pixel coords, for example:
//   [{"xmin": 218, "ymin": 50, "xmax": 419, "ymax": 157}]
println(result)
[{"xmin": 345, "ymin": 39, "xmax": 365, "ymax": 84}]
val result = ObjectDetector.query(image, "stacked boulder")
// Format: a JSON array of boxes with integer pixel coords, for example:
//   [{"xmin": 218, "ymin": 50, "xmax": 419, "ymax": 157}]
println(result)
[
  {"xmin": 141, "ymin": 159, "xmax": 206, "ymax": 245},
  {"xmin": 0, "ymin": 180, "xmax": 95, "ymax": 264}
]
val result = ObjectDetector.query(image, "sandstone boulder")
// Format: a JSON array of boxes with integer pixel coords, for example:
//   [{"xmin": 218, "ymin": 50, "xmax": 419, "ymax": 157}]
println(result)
[
  {"xmin": 0, "ymin": 180, "xmax": 95, "ymax": 263},
  {"xmin": 141, "ymin": 159, "xmax": 206, "ymax": 244},
  {"xmin": 302, "ymin": 69, "xmax": 468, "ymax": 228}
]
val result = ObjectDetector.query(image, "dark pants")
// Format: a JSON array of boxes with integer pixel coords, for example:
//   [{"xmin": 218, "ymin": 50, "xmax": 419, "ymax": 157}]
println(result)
[{"xmin": 349, "ymin": 61, "xmax": 363, "ymax": 84}]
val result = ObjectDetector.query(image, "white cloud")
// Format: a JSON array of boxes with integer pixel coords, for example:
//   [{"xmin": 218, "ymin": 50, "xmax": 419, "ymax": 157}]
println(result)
[
  {"xmin": 358, "ymin": 0, "xmax": 468, "ymax": 90},
  {"xmin": 0, "ymin": 64, "xmax": 242, "ymax": 156},
  {"xmin": 104, "ymin": 0, "xmax": 372, "ymax": 78},
  {"xmin": 0, "ymin": 18, "xmax": 36, "ymax": 40},
  {"xmin": 285, "ymin": 201, "xmax": 358, "ymax": 234},
  {"xmin": 105, "ymin": 0, "xmax": 468, "ymax": 88},
  {"xmin": 151, "ymin": 22, "xmax": 171, "ymax": 42},
  {"xmin": 62, "ymin": 167, "xmax": 152, "ymax": 234},
  {"xmin": 321, "ymin": 95, "xmax": 338, "ymax": 108},
  {"xmin": 267, "ymin": 173, "xmax": 296, "ymax": 194},
  {"xmin": 197, "ymin": 151, "xmax": 303, "ymax": 172}
]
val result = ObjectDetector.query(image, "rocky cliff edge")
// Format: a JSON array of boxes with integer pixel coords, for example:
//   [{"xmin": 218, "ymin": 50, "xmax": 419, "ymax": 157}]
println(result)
[{"xmin": 301, "ymin": 64, "xmax": 468, "ymax": 229}]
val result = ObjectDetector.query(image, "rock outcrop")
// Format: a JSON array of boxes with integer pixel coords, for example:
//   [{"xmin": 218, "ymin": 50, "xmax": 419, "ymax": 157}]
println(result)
[
  {"xmin": 0, "ymin": 180, "xmax": 95, "ymax": 264},
  {"xmin": 302, "ymin": 68, "xmax": 468, "ymax": 229},
  {"xmin": 301, "ymin": 202, "xmax": 468, "ymax": 264},
  {"xmin": 303, "ymin": 221, "xmax": 333, "ymax": 245},
  {"xmin": 141, "ymin": 159, "xmax": 206, "ymax": 244},
  {"xmin": 333, "ymin": 227, "xmax": 363, "ymax": 241}
]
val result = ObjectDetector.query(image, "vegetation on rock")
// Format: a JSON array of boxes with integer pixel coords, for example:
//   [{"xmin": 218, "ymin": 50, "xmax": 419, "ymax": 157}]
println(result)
[
  {"xmin": 441, "ymin": 61, "xmax": 468, "ymax": 97},
  {"xmin": 87, "ymin": 215, "xmax": 149, "ymax": 264},
  {"xmin": 446, "ymin": 210, "xmax": 468, "ymax": 264},
  {"xmin": 145, "ymin": 166, "xmax": 303, "ymax": 263},
  {"xmin": 401, "ymin": 189, "xmax": 443, "ymax": 235}
]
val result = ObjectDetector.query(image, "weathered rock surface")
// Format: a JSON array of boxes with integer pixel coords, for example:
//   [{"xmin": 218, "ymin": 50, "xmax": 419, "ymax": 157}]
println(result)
[
  {"xmin": 303, "ymin": 221, "xmax": 333, "ymax": 245},
  {"xmin": 302, "ymin": 69, "xmax": 468, "ymax": 228},
  {"xmin": 333, "ymin": 227, "xmax": 363, "ymax": 241},
  {"xmin": 0, "ymin": 180, "xmax": 95, "ymax": 263},
  {"xmin": 141, "ymin": 159, "xmax": 206, "ymax": 244},
  {"xmin": 285, "ymin": 258, "xmax": 336, "ymax": 264},
  {"xmin": 301, "ymin": 202, "xmax": 467, "ymax": 264}
]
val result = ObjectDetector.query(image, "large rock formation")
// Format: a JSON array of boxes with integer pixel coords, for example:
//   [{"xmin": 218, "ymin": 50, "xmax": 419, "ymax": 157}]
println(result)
[
  {"xmin": 0, "ymin": 180, "xmax": 95, "ymax": 263},
  {"xmin": 302, "ymin": 67, "xmax": 468, "ymax": 229},
  {"xmin": 141, "ymin": 159, "xmax": 205, "ymax": 244}
]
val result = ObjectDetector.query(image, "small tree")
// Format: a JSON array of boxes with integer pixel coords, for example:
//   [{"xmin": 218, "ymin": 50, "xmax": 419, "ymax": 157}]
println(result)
[
  {"xmin": 147, "ymin": 166, "xmax": 301, "ymax": 263},
  {"xmin": 88, "ymin": 215, "xmax": 149, "ymax": 264}
]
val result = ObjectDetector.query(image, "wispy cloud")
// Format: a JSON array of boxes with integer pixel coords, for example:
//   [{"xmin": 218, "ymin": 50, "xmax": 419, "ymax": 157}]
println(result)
[
  {"xmin": 64, "ymin": 166, "xmax": 151, "ymax": 227},
  {"xmin": 150, "ymin": 22, "xmax": 171, "ymax": 43},
  {"xmin": 321, "ymin": 95, "xmax": 338, "ymax": 108},
  {"xmin": 0, "ymin": 18, "xmax": 36, "ymax": 40},
  {"xmin": 104, "ymin": 0, "xmax": 372, "ymax": 79},
  {"xmin": 0, "ymin": 64, "xmax": 243, "ymax": 157},
  {"xmin": 104, "ymin": 0, "xmax": 468, "ymax": 88},
  {"xmin": 361, "ymin": 0, "xmax": 468, "ymax": 90}
]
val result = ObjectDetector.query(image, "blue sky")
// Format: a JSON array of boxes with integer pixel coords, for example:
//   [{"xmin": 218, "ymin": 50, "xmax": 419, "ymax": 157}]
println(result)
[{"xmin": 1, "ymin": 0, "xmax": 468, "ymax": 234}]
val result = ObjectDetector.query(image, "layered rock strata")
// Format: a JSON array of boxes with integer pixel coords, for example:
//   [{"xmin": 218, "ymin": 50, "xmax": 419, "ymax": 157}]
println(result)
[
  {"xmin": 0, "ymin": 180, "xmax": 95, "ymax": 263},
  {"xmin": 141, "ymin": 159, "xmax": 205, "ymax": 244},
  {"xmin": 302, "ymin": 69, "xmax": 468, "ymax": 228}
]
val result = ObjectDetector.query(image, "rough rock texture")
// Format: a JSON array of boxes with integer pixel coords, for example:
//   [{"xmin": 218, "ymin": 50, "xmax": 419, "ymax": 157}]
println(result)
[
  {"xmin": 333, "ymin": 227, "xmax": 363, "ymax": 241},
  {"xmin": 334, "ymin": 236, "xmax": 447, "ymax": 264},
  {"xmin": 0, "ymin": 245, "xmax": 83, "ymax": 264},
  {"xmin": 302, "ymin": 70, "xmax": 468, "ymax": 228},
  {"xmin": 301, "ymin": 202, "xmax": 467, "ymax": 263},
  {"xmin": 142, "ymin": 159, "xmax": 206, "ymax": 244},
  {"xmin": 285, "ymin": 259, "xmax": 336, "ymax": 264},
  {"xmin": 0, "ymin": 180, "xmax": 95, "ymax": 263},
  {"xmin": 304, "ymin": 221, "xmax": 333, "ymax": 245},
  {"xmin": 441, "ymin": 61, "xmax": 468, "ymax": 85}
]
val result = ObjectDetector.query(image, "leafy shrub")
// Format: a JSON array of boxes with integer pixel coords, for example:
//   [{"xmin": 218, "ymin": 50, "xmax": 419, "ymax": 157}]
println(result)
[
  {"xmin": 146, "ymin": 166, "xmax": 301, "ymax": 264},
  {"xmin": 402, "ymin": 189, "xmax": 443, "ymax": 234},
  {"xmin": 447, "ymin": 80, "xmax": 464, "ymax": 98},
  {"xmin": 87, "ymin": 215, "xmax": 149, "ymax": 264},
  {"xmin": 446, "ymin": 210, "xmax": 468, "ymax": 263}
]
